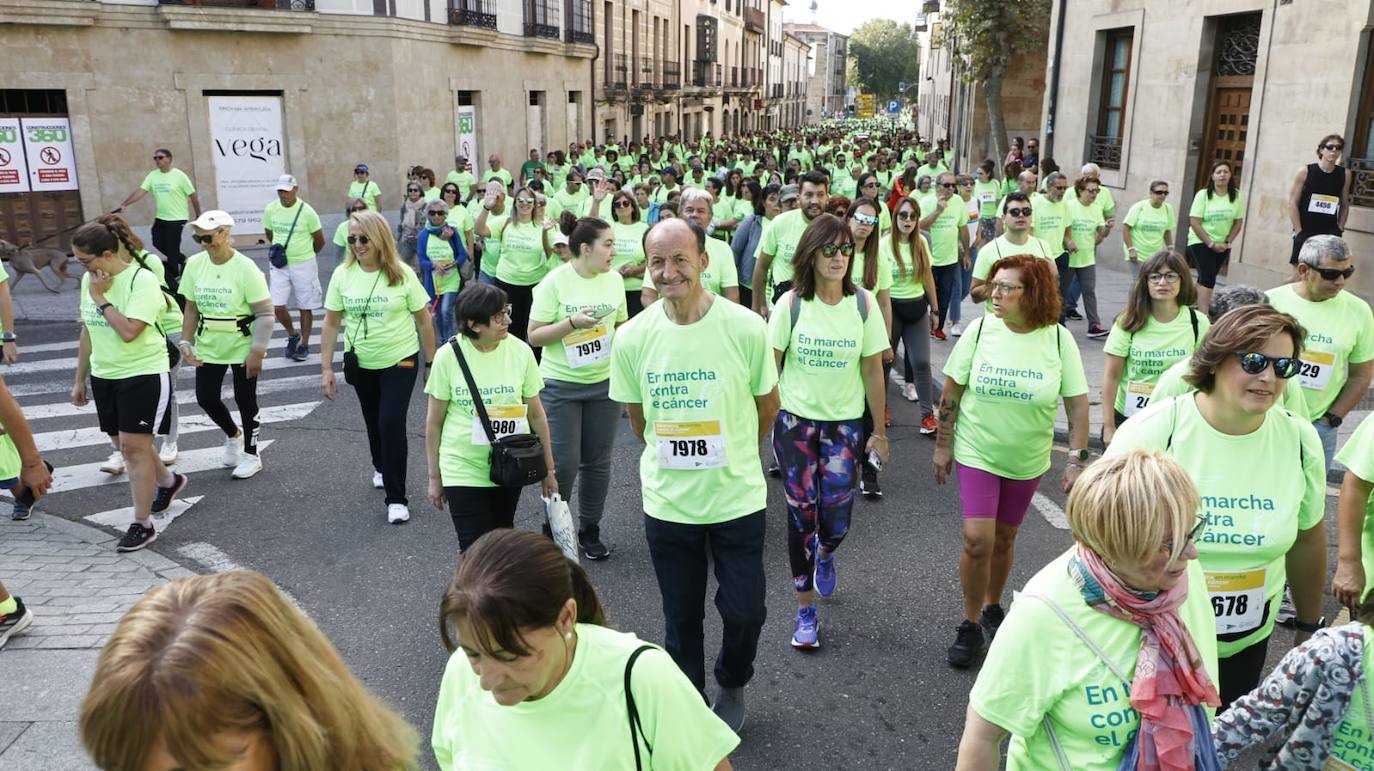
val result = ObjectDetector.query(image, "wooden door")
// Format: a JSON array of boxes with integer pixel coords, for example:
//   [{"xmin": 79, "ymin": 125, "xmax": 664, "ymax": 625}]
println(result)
[
  {"xmin": 0, "ymin": 99, "xmax": 84, "ymax": 252},
  {"xmin": 1197, "ymin": 77, "xmax": 1253, "ymax": 189}
]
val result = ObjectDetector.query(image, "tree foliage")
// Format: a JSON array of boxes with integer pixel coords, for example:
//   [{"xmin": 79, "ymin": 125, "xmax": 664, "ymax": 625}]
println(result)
[{"xmin": 847, "ymin": 19, "xmax": 921, "ymax": 102}]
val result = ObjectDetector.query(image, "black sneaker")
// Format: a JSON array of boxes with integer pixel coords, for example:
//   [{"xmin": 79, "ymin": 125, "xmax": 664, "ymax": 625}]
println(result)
[
  {"xmin": 948, "ymin": 620, "xmax": 986, "ymax": 668},
  {"xmin": 0, "ymin": 596, "xmax": 33, "ymax": 649},
  {"xmin": 859, "ymin": 463, "xmax": 883, "ymax": 498},
  {"xmin": 767, "ymin": 460, "xmax": 782, "ymax": 478},
  {"xmin": 116, "ymin": 522, "xmax": 157, "ymax": 552},
  {"xmin": 580, "ymin": 531, "xmax": 611, "ymax": 561},
  {"xmin": 150, "ymin": 473, "xmax": 188, "ymax": 514},
  {"xmin": 11, "ymin": 501, "xmax": 31, "ymax": 521},
  {"xmin": 980, "ymin": 604, "xmax": 1006, "ymax": 641},
  {"xmin": 1065, "ymin": 310, "xmax": 1083, "ymax": 321}
]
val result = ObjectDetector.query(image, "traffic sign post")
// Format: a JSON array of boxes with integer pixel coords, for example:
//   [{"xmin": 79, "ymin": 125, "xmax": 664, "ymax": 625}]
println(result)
[{"xmin": 887, "ymin": 100, "xmax": 901, "ymax": 114}]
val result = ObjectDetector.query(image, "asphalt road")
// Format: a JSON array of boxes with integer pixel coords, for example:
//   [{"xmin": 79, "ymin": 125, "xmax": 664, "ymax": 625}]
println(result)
[{"xmin": 7, "ymin": 317, "xmax": 1343, "ymax": 770}]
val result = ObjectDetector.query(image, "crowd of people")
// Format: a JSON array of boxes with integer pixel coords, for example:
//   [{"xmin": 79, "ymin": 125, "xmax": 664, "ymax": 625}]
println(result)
[{"xmin": 0, "ymin": 120, "xmax": 1371, "ymax": 769}]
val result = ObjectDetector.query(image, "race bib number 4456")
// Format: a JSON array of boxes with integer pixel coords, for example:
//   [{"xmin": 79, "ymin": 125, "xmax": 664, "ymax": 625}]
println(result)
[{"xmin": 655, "ymin": 420, "xmax": 726, "ymax": 470}]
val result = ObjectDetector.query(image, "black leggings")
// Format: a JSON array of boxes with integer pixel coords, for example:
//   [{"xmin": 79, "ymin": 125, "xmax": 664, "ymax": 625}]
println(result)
[
  {"xmin": 1218, "ymin": 633, "xmax": 1271, "ymax": 709},
  {"xmin": 353, "ymin": 354, "xmax": 419, "ymax": 505},
  {"xmin": 151, "ymin": 218, "xmax": 187, "ymax": 291},
  {"xmin": 496, "ymin": 280, "xmax": 537, "ymax": 359},
  {"xmin": 1188, "ymin": 243, "xmax": 1230, "ymax": 289},
  {"xmin": 445, "ymin": 485, "xmax": 524, "ymax": 552},
  {"xmin": 195, "ymin": 362, "xmax": 259, "ymax": 455}
]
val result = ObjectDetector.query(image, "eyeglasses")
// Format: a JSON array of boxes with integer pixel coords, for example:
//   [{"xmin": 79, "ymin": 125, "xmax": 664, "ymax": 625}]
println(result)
[
  {"xmin": 939, "ymin": 182, "xmax": 957, "ymax": 189},
  {"xmin": 346, "ymin": 235, "xmax": 371, "ymax": 245},
  {"xmin": 818, "ymin": 243, "xmax": 855, "ymax": 258},
  {"xmin": 191, "ymin": 234, "xmax": 215, "ymax": 244},
  {"xmin": 1005, "ymin": 207, "xmax": 1032, "ymax": 218},
  {"xmin": 76, "ymin": 254, "xmax": 99, "ymax": 266},
  {"xmin": 1147, "ymin": 272, "xmax": 1180, "ymax": 285},
  {"xmin": 853, "ymin": 212, "xmax": 879, "ymax": 226},
  {"xmin": 490, "ymin": 305, "xmax": 514, "ymax": 323},
  {"xmin": 1084, "ymin": 188, "xmax": 1101, "ymax": 195},
  {"xmin": 1150, "ymin": 188, "xmax": 1169, "ymax": 195},
  {"xmin": 428, "ymin": 211, "xmax": 447, "ymax": 217},
  {"xmin": 1313, "ymin": 266, "xmax": 1355, "ymax": 281},
  {"xmin": 1234, "ymin": 351, "xmax": 1300, "ymax": 379},
  {"xmin": 1323, "ymin": 143, "xmax": 1344, "ymax": 152},
  {"xmin": 516, "ymin": 197, "xmax": 535, "ymax": 205},
  {"xmin": 1163, "ymin": 515, "xmax": 1208, "ymax": 553},
  {"xmin": 896, "ymin": 212, "xmax": 917, "ymax": 221},
  {"xmin": 614, "ymin": 200, "xmax": 634, "ymax": 208},
  {"xmin": 990, "ymin": 282, "xmax": 1024, "ymax": 295},
  {"xmin": 152, "ymin": 155, "xmax": 168, "ymax": 161}
]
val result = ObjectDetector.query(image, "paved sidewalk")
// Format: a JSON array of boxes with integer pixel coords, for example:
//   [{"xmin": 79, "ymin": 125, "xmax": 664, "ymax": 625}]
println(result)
[{"xmin": 0, "ymin": 511, "xmax": 196, "ymax": 769}]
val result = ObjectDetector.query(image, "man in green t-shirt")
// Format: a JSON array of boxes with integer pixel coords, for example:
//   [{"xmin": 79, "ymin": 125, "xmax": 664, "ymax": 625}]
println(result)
[
  {"xmin": 118, "ymin": 148, "xmax": 202, "ymax": 291},
  {"xmin": 608, "ymin": 217, "xmax": 779, "ymax": 732},
  {"xmin": 445, "ymin": 156, "xmax": 477, "ymax": 203},
  {"xmin": 518, "ymin": 149, "xmax": 544, "ymax": 188},
  {"xmin": 968, "ymin": 192, "xmax": 1058, "ymax": 303},
  {"xmin": 751, "ymin": 170, "xmax": 829, "ymax": 315},
  {"xmin": 1266, "ymin": 235, "xmax": 1374, "ymax": 469},
  {"xmin": 263, "ymin": 175, "xmax": 325, "ymax": 363},
  {"xmin": 483, "ymin": 154, "xmax": 513, "ymax": 193}
]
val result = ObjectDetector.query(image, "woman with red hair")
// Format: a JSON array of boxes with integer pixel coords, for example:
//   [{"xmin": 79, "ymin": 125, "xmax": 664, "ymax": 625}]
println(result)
[{"xmin": 933, "ymin": 254, "xmax": 1091, "ymax": 668}]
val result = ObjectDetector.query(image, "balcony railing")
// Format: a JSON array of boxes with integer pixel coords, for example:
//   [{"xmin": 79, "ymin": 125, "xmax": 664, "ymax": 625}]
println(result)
[
  {"xmin": 638, "ymin": 56, "xmax": 656, "ymax": 90},
  {"xmin": 564, "ymin": 0, "xmax": 593, "ymax": 43},
  {"xmin": 158, "ymin": 0, "xmax": 315, "ymax": 8},
  {"xmin": 691, "ymin": 59, "xmax": 719, "ymax": 88},
  {"xmin": 450, "ymin": 0, "xmax": 496, "ymax": 28},
  {"xmin": 608, "ymin": 53, "xmax": 629, "ymax": 92},
  {"xmin": 1087, "ymin": 134, "xmax": 1123, "ymax": 170},
  {"xmin": 744, "ymin": 6, "xmax": 765, "ymax": 33},
  {"xmin": 1352, "ymin": 158, "xmax": 1374, "ymax": 209},
  {"xmin": 661, "ymin": 60, "xmax": 681, "ymax": 90},
  {"xmin": 730, "ymin": 66, "xmax": 739, "ymax": 87},
  {"xmin": 523, "ymin": 0, "xmax": 559, "ymax": 39}
]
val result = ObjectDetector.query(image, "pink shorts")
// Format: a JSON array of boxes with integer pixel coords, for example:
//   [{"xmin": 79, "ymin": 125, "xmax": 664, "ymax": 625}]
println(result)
[{"xmin": 956, "ymin": 463, "xmax": 1044, "ymax": 527}]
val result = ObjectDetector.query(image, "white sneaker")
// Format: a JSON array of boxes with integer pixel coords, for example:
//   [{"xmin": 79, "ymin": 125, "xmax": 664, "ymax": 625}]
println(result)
[
  {"xmin": 387, "ymin": 503, "xmax": 410, "ymax": 524},
  {"xmin": 902, "ymin": 383, "xmax": 918, "ymax": 403},
  {"xmin": 231, "ymin": 453, "xmax": 262, "ymax": 479},
  {"xmin": 223, "ymin": 433, "xmax": 244, "ymax": 468},
  {"xmin": 99, "ymin": 450, "xmax": 125, "ymax": 475},
  {"xmin": 888, "ymin": 367, "xmax": 905, "ymax": 386},
  {"xmin": 372, "ymin": 471, "xmax": 385, "ymax": 489},
  {"xmin": 950, "ymin": 322, "xmax": 964, "ymax": 337},
  {"xmin": 158, "ymin": 440, "xmax": 178, "ymax": 465}
]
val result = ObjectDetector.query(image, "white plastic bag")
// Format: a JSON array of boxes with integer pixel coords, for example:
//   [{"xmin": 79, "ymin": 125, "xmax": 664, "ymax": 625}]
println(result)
[{"xmin": 543, "ymin": 494, "xmax": 579, "ymax": 563}]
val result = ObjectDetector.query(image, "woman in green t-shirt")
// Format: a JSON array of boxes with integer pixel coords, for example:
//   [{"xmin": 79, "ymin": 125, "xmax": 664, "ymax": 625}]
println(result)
[
  {"xmin": 846, "ymin": 197, "xmax": 895, "ymax": 498},
  {"xmin": 432, "ymin": 529, "xmax": 739, "ymax": 770},
  {"xmin": 71, "ymin": 222, "xmax": 186, "ymax": 554},
  {"xmin": 958, "ymin": 451, "xmax": 1221, "ymax": 770},
  {"xmin": 527, "ymin": 215, "xmax": 627, "ymax": 561},
  {"xmin": 1101, "ymin": 250, "xmax": 1207, "ymax": 444},
  {"xmin": 1187, "ymin": 161, "xmax": 1246, "ymax": 314},
  {"xmin": 178, "ymin": 210, "xmax": 274, "ymax": 481},
  {"xmin": 475, "ymin": 185, "xmax": 551, "ymax": 350},
  {"xmin": 1064, "ymin": 176, "xmax": 1111, "ymax": 338},
  {"xmin": 607, "ymin": 191, "xmax": 649, "ymax": 317},
  {"xmin": 320, "ymin": 209, "xmax": 437, "ymax": 525},
  {"xmin": 885, "ymin": 197, "xmax": 940, "ymax": 434},
  {"xmin": 934, "ymin": 254, "xmax": 1091, "ymax": 668}
]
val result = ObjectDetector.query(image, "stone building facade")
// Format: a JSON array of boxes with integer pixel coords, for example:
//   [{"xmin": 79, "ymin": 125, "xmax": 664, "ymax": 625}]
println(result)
[{"xmin": 786, "ymin": 23, "xmax": 847, "ymax": 122}]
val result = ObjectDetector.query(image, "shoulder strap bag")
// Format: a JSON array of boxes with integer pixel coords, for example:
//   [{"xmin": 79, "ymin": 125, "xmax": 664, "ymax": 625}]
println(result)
[
  {"xmin": 268, "ymin": 202, "xmax": 305, "ymax": 269},
  {"xmin": 449, "ymin": 338, "xmax": 548, "ymax": 487},
  {"xmin": 624, "ymin": 644, "xmax": 657, "ymax": 771}
]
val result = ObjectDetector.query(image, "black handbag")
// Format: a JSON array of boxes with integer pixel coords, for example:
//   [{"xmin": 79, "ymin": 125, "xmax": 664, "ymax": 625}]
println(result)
[
  {"xmin": 450, "ymin": 338, "xmax": 547, "ymax": 488},
  {"xmin": 342, "ymin": 272, "xmax": 382, "ymax": 385},
  {"xmin": 268, "ymin": 201, "xmax": 304, "ymax": 269}
]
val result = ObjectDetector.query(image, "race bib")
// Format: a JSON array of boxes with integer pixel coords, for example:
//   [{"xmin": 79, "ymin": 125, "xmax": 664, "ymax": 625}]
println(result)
[
  {"xmin": 1308, "ymin": 194, "xmax": 1340, "ymax": 217},
  {"xmin": 978, "ymin": 193, "xmax": 997, "ymax": 204},
  {"xmin": 655, "ymin": 420, "xmax": 726, "ymax": 470},
  {"xmin": 1297, "ymin": 350, "xmax": 1337, "ymax": 391},
  {"xmin": 1123, "ymin": 381, "xmax": 1154, "ymax": 417},
  {"xmin": 1205, "ymin": 569, "xmax": 1266, "ymax": 635},
  {"xmin": 564, "ymin": 323, "xmax": 610, "ymax": 368},
  {"xmin": 472, "ymin": 404, "xmax": 528, "ymax": 446}
]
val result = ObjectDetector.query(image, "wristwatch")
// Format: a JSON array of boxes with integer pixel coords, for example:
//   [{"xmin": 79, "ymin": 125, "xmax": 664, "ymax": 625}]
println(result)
[
  {"xmin": 1068, "ymin": 448, "xmax": 1090, "ymax": 463},
  {"xmin": 1324, "ymin": 412, "xmax": 1344, "ymax": 428},
  {"xmin": 1, "ymin": 333, "xmax": 15, "ymax": 343},
  {"xmin": 1293, "ymin": 617, "xmax": 1327, "ymax": 634}
]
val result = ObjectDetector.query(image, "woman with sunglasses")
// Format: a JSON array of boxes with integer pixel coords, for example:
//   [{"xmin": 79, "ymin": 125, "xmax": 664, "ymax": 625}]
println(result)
[
  {"xmin": 398, "ymin": 182, "xmax": 429, "ymax": 292},
  {"xmin": 767, "ymin": 214, "xmax": 890, "ymax": 648},
  {"xmin": 178, "ymin": 211, "xmax": 274, "ymax": 481},
  {"xmin": 854, "ymin": 172, "xmax": 893, "ymax": 234},
  {"xmin": 845, "ymin": 197, "xmax": 895, "ymax": 494},
  {"xmin": 1107, "ymin": 305, "xmax": 1327, "ymax": 706},
  {"xmin": 321, "ymin": 210, "xmax": 437, "ymax": 525},
  {"xmin": 419, "ymin": 168, "xmax": 441, "ymax": 202},
  {"xmin": 1187, "ymin": 160, "xmax": 1246, "ymax": 314},
  {"xmin": 1121, "ymin": 180, "xmax": 1175, "ymax": 279},
  {"xmin": 1063, "ymin": 176, "xmax": 1111, "ymax": 339},
  {"xmin": 471, "ymin": 182, "xmax": 506, "ymax": 286},
  {"xmin": 476, "ymin": 185, "xmax": 551, "ymax": 348},
  {"xmin": 607, "ymin": 190, "xmax": 649, "ymax": 318},
  {"xmin": 884, "ymin": 197, "xmax": 940, "ymax": 435},
  {"xmin": 419, "ymin": 200, "xmax": 474, "ymax": 342}
]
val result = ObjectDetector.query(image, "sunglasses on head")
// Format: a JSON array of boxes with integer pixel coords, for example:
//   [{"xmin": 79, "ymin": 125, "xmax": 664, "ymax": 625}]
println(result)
[
  {"xmin": 191, "ymin": 233, "xmax": 215, "ymax": 244},
  {"xmin": 346, "ymin": 235, "xmax": 371, "ymax": 245},
  {"xmin": 818, "ymin": 242, "xmax": 855, "ymax": 258},
  {"xmin": 1313, "ymin": 266, "xmax": 1355, "ymax": 281},
  {"xmin": 1234, "ymin": 351, "xmax": 1300, "ymax": 378},
  {"xmin": 1005, "ymin": 206, "xmax": 1032, "ymax": 217}
]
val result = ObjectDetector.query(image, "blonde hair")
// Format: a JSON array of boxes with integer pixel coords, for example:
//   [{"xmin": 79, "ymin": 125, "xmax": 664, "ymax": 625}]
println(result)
[
  {"xmin": 79, "ymin": 571, "xmax": 418, "ymax": 771},
  {"xmin": 345, "ymin": 209, "xmax": 408, "ymax": 287},
  {"xmin": 1068, "ymin": 450, "xmax": 1200, "ymax": 566}
]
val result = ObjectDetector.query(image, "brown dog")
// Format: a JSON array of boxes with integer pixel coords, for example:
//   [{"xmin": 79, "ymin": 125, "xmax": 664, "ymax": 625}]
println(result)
[{"xmin": 0, "ymin": 239, "xmax": 73, "ymax": 293}]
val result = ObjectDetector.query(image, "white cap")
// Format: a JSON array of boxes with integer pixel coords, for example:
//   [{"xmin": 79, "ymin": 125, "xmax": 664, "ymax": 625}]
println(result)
[
  {"xmin": 190, "ymin": 210, "xmax": 235, "ymax": 230},
  {"xmin": 274, "ymin": 174, "xmax": 298, "ymax": 191},
  {"xmin": 551, "ymin": 231, "xmax": 570, "ymax": 247}
]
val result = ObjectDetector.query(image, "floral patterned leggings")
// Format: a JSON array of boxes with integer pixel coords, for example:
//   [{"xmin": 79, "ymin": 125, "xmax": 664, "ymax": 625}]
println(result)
[{"xmin": 771, "ymin": 409, "xmax": 862, "ymax": 592}]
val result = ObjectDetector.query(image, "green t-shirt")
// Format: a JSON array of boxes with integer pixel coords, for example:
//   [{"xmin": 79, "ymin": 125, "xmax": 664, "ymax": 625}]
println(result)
[
  {"xmin": 332, "ymin": 220, "xmax": 349, "ymax": 255},
  {"xmin": 347, "ymin": 179, "xmax": 380, "ymax": 210},
  {"xmin": 423, "ymin": 334, "xmax": 542, "ymax": 488},
  {"xmin": 1151, "ymin": 355, "xmax": 1309, "ymax": 416},
  {"xmin": 970, "ymin": 549, "xmax": 1218, "ymax": 771},
  {"xmin": 758, "ymin": 209, "xmax": 811, "ymax": 291},
  {"xmin": 478, "ymin": 211, "xmax": 507, "ymax": 275},
  {"xmin": 1337, "ymin": 413, "xmax": 1374, "ymax": 602},
  {"xmin": 482, "ymin": 168, "xmax": 513, "ymax": 190},
  {"xmin": 445, "ymin": 170, "xmax": 476, "ymax": 200},
  {"xmin": 1266, "ymin": 283, "xmax": 1374, "ymax": 419},
  {"xmin": 850, "ymin": 243, "xmax": 893, "ymax": 293},
  {"xmin": 943, "ymin": 317, "xmax": 1088, "ymax": 480},
  {"xmin": 608, "ymin": 298, "xmax": 778, "ymax": 525},
  {"xmin": 768, "ymin": 290, "xmax": 889, "ymax": 420},
  {"xmin": 611, "ymin": 221, "xmax": 649, "ymax": 292},
  {"xmin": 140, "ymin": 168, "xmax": 196, "ymax": 222},
  {"xmin": 1030, "ymin": 194, "xmax": 1070, "ymax": 254},
  {"xmin": 431, "ymin": 623, "xmax": 739, "ymax": 771},
  {"xmin": 1103, "ymin": 308, "xmax": 1209, "ymax": 415},
  {"xmin": 79, "ymin": 269, "xmax": 171, "ymax": 380},
  {"xmin": 494, "ymin": 220, "xmax": 548, "ymax": 286},
  {"xmin": 881, "ymin": 239, "xmax": 926, "ymax": 301},
  {"xmin": 971, "ymin": 234, "xmax": 1058, "ymax": 281},
  {"xmin": 0, "ymin": 434, "xmax": 19, "ymax": 482},
  {"xmin": 135, "ymin": 251, "xmax": 183, "ymax": 335},
  {"xmin": 972, "ymin": 180, "xmax": 1003, "ymax": 219},
  {"xmin": 1122, "ymin": 200, "xmax": 1175, "ymax": 260},
  {"xmin": 1066, "ymin": 197, "xmax": 1105, "ymax": 268},
  {"xmin": 1095, "ymin": 186, "xmax": 1116, "ymax": 220},
  {"xmin": 263, "ymin": 200, "xmax": 323, "ymax": 265},
  {"xmin": 1329, "ymin": 626, "xmax": 1374, "ymax": 769},
  {"xmin": 915, "ymin": 163, "xmax": 946, "ymax": 180},
  {"xmin": 530, "ymin": 263, "xmax": 628, "ymax": 385},
  {"xmin": 1106, "ymin": 394, "xmax": 1327, "ymax": 656},
  {"xmin": 519, "ymin": 160, "xmax": 545, "ymax": 183},
  {"xmin": 926, "ymin": 196, "xmax": 965, "ymax": 268},
  {"xmin": 1187, "ymin": 189, "xmax": 1246, "ymax": 246},
  {"xmin": 180, "ymin": 251, "xmax": 271, "ymax": 365},
  {"xmin": 323, "ymin": 262, "xmax": 429, "ymax": 369},
  {"xmin": 423, "ymin": 187, "xmax": 442, "ymax": 202},
  {"xmin": 645, "ymin": 238, "xmax": 738, "ymax": 297}
]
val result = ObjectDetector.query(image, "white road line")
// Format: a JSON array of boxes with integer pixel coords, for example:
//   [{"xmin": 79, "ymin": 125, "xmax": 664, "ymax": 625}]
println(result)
[
  {"xmin": 14, "ymin": 333, "xmax": 302, "ymax": 356},
  {"xmin": 177, "ymin": 541, "xmax": 301, "ymax": 605},
  {"xmin": 16, "ymin": 374, "xmax": 323, "ymax": 421},
  {"xmin": 1032, "ymin": 492, "xmax": 1070, "ymax": 530},
  {"xmin": 31, "ymin": 401, "xmax": 319, "ymax": 452},
  {"xmin": 0, "ymin": 350, "xmax": 341, "ymax": 376},
  {"xmin": 84, "ymin": 496, "xmax": 204, "ymax": 533},
  {"xmin": 25, "ymin": 439, "xmax": 274, "ymax": 495}
]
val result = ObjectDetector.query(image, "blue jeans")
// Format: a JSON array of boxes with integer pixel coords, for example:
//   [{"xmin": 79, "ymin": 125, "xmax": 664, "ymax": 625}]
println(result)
[
  {"xmin": 1313, "ymin": 417, "xmax": 1338, "ymax": 473},
  {"xmin": 951, "ymin": 250, "xmax": 974, "ymax": 323},
  {"xmin": 478, "ymin": 270, "xmax": 497, "ymax": 286},
  {"xmin": 434, "ymin": 291, "xmax": 457, "ymax": 341}
]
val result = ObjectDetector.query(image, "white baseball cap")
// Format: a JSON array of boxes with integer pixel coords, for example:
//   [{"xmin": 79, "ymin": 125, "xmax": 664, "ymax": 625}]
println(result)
[
  {"xmin": 190, "ymin": 210, "xmax": 235, "ymax": 230},
  {"xmin": 551, "ymin": 231, "xmax": 570, "ymax": 247},
  {"xmin": 275, "ymin": 174, "xmax": 298, "ymax": 191}
]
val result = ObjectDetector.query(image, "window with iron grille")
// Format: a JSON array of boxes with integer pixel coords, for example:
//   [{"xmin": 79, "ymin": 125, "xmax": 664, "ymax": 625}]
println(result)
[
  {"xmin": 525, "ymin": 0, "xmax": 559, "ymax": 39},
  {"xmin": 564, "ymin": 0, "xmax": 593, "ymax": 45},
  {"xmin": 696, "ymin": 15, "xmax": 718, "ymax": 62},
  {"xmin": 1352, "ymin": 31, "xmax": 1374, "ymax": 208},
  {"xmin": 449, "ymin": 0, "xmax": 497, "ymax": 29},
  {"xmin": 1090, "ymin": 28, "xmax": 1132, "ymax": 170}
]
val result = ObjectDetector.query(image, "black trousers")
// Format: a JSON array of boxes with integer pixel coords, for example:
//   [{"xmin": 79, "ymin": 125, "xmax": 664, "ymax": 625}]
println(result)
[
  {"xmin": 353, "ymin": 354, "xmax": 419, "ymax": 505},
  {"xmin": 194, "ymin": 362, "xmax": 260, "ymax": 455},
  {"xmin": 496, "ymin": 280, "xmax": 538, "ymax": 360},
  {"xmin": 643, "ymin": 509, "xmax": 767, "ymax": 695},
  {"xmin": 1218, "ymin": 633, "xmax": 1271, "ymax": 709},
  {"xmin": 151, "ymin": 218, "xmax": 187, "ymax": 291},
  {"xmin": 445, "ymin": 485, "xmax": 524, "ymax": 552},
  {"xmin": 625, "ymin": 289, "xmax": 644, "ymax": 318}
]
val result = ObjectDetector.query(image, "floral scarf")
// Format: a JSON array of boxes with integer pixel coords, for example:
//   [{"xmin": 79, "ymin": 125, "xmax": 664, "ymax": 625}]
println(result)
[{"xmin": 1070, "ymin": 546, "xmax": 1221, "ymax": 770}]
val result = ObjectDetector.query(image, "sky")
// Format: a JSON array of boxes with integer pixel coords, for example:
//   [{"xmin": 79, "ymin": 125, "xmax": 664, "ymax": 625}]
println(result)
[{"xmin": 781, "ymin": 0, "xmax": 911, "ymax": 36}]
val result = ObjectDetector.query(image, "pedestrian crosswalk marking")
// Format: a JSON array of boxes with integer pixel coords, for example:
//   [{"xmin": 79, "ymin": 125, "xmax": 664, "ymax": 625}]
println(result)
[
  {"xmin": 16, "ymin": 374, "xmax": 322, "ymax": 421},
  {"xmin": 17, "ymin": 440, "xmax": 275, "ymax": 496},
  {"xmin": 84, "ymin": 496, "xmax": 204, "ymax": 534},
  {"xmin": 31, "ymin": 402, "xmax": 319, "ymax": 453},
  {"xmin": 1, "ymin": 349, "xmax": 341, "ymax": 376}
]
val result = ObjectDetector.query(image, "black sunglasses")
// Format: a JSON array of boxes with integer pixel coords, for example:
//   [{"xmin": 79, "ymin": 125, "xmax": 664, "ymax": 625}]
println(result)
[
  {"xmin": 153, "ymin": 155, "xmax": 168, "ymax": 161},
  {"xmin": 346, "ymin": 235, "xmax": 371, "ymax": 245},
  {"xmin": 818, "ymin": 243, "xmax": 855, "ymax": 258},
  {"xmin": 1313, "ymin": 266, "xmax": 1355, "ymax": 281},
  {"xmin": 1323, "ymin": 143, "xmax": 1344, "ymax": 151},
  {"xmin": 614, "ymin": 200, "xmax": 634, "ymax": 208},
  {"xmin": 428, "ymin": 210, "xmax": 447, "ymax": 216},
  {"xmin": 191, "ymin": 234, "xmax": 215, "ymax": 244},
  {"xmin": 1005, "ymin": 206, "xmax": 1032, "ymax": 217},
  {"xmin": 1234, "ymin": 352, "xmax": 1300, "ymax": 379},
  {"xmin": 1150, "ymin": 188, "xmax": 1169, "ymax": 195}
]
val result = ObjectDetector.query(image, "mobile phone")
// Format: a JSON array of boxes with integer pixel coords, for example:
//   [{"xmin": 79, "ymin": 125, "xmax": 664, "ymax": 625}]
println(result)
[{"xmin": 14, "ymin": 460, "xmax": 55, "ymax": 507}]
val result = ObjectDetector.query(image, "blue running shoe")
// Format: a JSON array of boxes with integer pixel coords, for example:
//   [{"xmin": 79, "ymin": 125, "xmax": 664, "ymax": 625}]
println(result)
[
  {"xmin": 791, "ymin": 605, "xmax": 819, "ymax": 649},
  {"xmin": 815, "ymin": 551, "xmax": 837, "ymax": 597}
]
